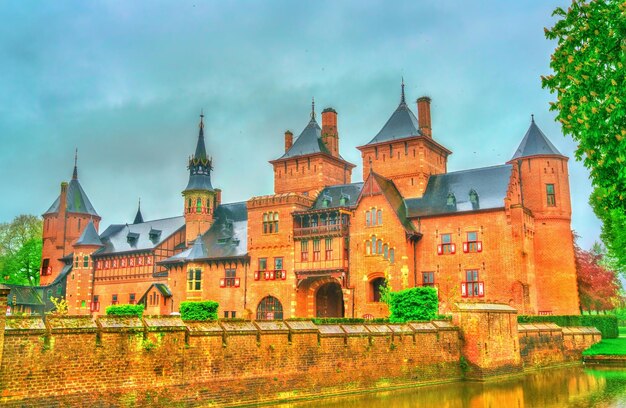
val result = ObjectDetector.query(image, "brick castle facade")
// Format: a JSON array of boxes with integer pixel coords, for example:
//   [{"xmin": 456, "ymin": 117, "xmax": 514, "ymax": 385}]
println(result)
[{"xmin": 30, "ymin": 83, "xmax": 580, "ymax": 318}]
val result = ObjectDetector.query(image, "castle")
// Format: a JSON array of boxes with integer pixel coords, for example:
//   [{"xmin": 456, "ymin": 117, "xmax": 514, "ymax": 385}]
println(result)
[{"xmin": 22, "ymin": 83, "xmax": 580, "ymax": 318}]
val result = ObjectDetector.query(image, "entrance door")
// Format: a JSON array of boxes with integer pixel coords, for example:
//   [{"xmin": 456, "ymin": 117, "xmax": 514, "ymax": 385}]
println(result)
[{"xmin": 316, "ymin": 282, "xmax": 344, "ymax": 317}]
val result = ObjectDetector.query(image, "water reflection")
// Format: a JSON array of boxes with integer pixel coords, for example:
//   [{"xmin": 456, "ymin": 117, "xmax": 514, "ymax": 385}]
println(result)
[{"xmin": 279, "ymin": 366, "xmax": 626, "ymax": 408}]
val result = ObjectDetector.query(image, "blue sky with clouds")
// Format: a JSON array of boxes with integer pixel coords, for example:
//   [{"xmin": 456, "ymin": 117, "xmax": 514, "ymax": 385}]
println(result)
[{"xmin": 0, "ymin": 0, "xmax": 602, "ymax": 249}]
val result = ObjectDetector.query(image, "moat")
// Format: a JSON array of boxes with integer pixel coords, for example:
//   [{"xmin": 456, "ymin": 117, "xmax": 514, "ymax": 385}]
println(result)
[{"xmin": 279, "ymin": 366, "xmax": 626, "ymax": 408}]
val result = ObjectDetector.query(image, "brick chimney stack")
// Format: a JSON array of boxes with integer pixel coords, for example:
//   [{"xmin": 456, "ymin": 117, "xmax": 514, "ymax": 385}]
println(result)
[
  {"xmin": 321, "ymin": 107, "xmax": 339, "ymax": 157},
  {"xmin": 284, "ymin": 130, "xmax": 293, "ymax": 152},
  {"xmin": 417, "ymin": 96, "xmax": 432, "ymax": 138}
]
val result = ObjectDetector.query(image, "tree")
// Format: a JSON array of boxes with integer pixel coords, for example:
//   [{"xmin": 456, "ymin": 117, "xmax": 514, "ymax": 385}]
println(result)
[
  {"xmin": 575, "ymin": 242, "xmax": 621, "ymax": 312},
  {"xmin": 542, "ymin": 0, "xmax": 626, "ymax": 273},
  {"xmin": 0, "ymin": 215, "xmax": 43, "ymax": 285}
]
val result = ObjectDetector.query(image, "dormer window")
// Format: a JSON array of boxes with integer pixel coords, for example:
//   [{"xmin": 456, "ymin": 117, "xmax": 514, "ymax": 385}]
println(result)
[
  {"xmin": 127, "ymin": 232, "xmax": 139, "ymax": 245},
  {"xmin": 469, "ymin": 189, "xmax": 479, "ymax": 209},
  {"xmin": 321, "ymin": 195, "xmax": 332, "ymax": 208},
  {"xmin": 446, "ymin": 192, "xmax": 456, "ymax": 207},
  {"xmin": 149, "ymin": 229, "xmax": 162, "ymax": 242},
  {"xmin": 339, "ymin": 194, "xmax": 349, "ymax": 206}
]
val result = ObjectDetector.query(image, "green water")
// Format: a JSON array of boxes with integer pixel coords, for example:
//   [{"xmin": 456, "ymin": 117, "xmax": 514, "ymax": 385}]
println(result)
[{"xmin": 279, "ymin": 366, "xmax": 626, "ymax": 408}]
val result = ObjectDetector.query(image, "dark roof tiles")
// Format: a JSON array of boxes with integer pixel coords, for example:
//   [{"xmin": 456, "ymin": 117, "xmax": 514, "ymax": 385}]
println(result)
[
  {"xmin": 366, "ymin": 100, "xmax": 421, "ymax": 145},
  {"xmin": 75, "ymin": 221, "xmax": 103, "ymax": 246},
  {"xmin": 98, "ymin": 216, "xmax": 186, "ymax": 255},
  {"xmin": 311, "ymin": 183, "xmax": 364, "ymax": 210},
  {"xmin": 511, "ymin": 118, "xmax": 563, "ymax": 160},
  {"xmin": 279, "ymin": 117, "xmax": 331, "ymax": 159},
  {"xmin": 44, "ymin": 179, "xmax": 99, "ymax": 216}
]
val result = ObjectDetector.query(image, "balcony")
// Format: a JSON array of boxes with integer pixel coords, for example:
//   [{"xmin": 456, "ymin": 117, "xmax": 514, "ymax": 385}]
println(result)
[{"xmin": 293, "ymin": 224, "xmax": 349, "ymax": 238}]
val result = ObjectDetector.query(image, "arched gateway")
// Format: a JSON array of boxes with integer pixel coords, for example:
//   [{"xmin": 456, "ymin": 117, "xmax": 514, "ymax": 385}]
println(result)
[{"xmin": 316, "ymin": 282, "xmax": 344, "ymax": 318}]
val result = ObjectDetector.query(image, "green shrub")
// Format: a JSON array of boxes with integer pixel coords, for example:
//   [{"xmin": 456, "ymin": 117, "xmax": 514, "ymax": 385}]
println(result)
[
  {"xmin": 179, "ymin": 301, "xmax": 218, "ymax": 321},
  {"xmin": 517, "ymin": 315, "xmax": 618, "ymax": 339},
  {"xmin": 105, "ymin": 304, "xmax": 144, "ymax": 317},
  {"xmin": 387, "ymin": 287, "xmax": 438, "ymax": 323}
]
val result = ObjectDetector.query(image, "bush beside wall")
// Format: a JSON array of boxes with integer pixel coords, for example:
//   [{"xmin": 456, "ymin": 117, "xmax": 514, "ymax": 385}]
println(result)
[
  {"xmin": 518, "ymin": 315, "xmax": 618, "ymax": 339},
  {"xmin": 180, "ymin": 301, "xmax": 218, "ymax": 321},
  {"xmin": 387, "ymin": 287, "xmax": 438, "ymax": 323},
  {"xmin": 105, "ymin": 304, "xmax": 144, "ymax": 317}
]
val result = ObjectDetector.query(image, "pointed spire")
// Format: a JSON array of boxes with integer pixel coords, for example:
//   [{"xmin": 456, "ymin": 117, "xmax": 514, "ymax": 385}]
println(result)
[
  {"xmin": 531, "ymin": 114, "xmax": 535, "ymax": 123},
  {"xmin": 310, "ymin": 97, "xmax": 316, "ymax": 121},
  {"xmin": 133, "ymin": 198, "xmax": 144, "ymax": 224},
  {"xmin": 511, "ymin": 116, "xmax": 563, "ymax": 160},
  {"xmin": 194, "ymin": 110, "xmax": 207, "ymax": 161},
  {"xmin": 400, "ymin": 77, "xmax": 406, "ymax": 105},
  {"xmin": 72, "ymin": 148, "xmax": 78, "ymax": 180}
]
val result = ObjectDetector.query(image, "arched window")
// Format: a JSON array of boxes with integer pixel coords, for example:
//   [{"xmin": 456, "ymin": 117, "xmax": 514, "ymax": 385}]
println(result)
[
  {"xmin": 377, "ymin": 210, "xmax": 382, "ymax": 225},
  {"xmin": 371, "ymin": 236, "xmax": 376, "ymax": 252},
  {"xmin": 206, "ymin": 197, "xmax": 212, "ymax": 214},
  {"xmin": 256, "ymin": 296, "xmax": 283, "ymax": 320},
  {"xmin": 377, "ymin": 240, "xmax": 383, "ymax": 254},
  {"xmin": 446, "ymin": 192, "xmax": 456, "ymax": 207},
  {"xmin": 389, "ymin": 248, "xmax": 395, "ymax": 264},
  {"xmin": 383, "ymin": 244, "xmax": 389, "ymax": 259},
  {"xmin": 370, "ymin": 278, "xmax": 386, "ymax": 302},
  {"xmin": 340, "ymin": 196, "xmax": 347, "ymax": 206},
  {"xmin": 196, "ymin": 197, "xmax": 202, "ymax": 213},
  {"xmin": 365, "ymin": 241, "xmax": 371, "ymax": 255},
  {"xmin": 187, "ymin": 198, "xmax": 192, "ymax": 213},
  {"xmin": 365, "ymin": 211, "xmax": 371, "ymax": 227}
]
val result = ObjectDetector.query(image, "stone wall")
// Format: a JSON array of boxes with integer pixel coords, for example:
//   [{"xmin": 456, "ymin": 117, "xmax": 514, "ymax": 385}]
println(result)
[{"xmin": 0, "ymin": 316, "xmax": 461, "ymax": 407}]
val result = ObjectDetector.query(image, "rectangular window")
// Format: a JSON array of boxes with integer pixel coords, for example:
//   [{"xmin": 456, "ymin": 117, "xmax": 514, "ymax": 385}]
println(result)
[
  {"xmin": 301, "ymin": 240, "xmax": 309, "ymax": 261},
  {"xmin": 224, "ymin": 269, "xmax": 238, "ymax": 287},
  {"xmin": 91, "ymin": 295, "xmax": 100, "ymax": 312},
  {"xmin": 546, "ymin": 184, "xmax": 556, "ymax": 206},
  {"xmin": 464, "ymin": 231, "xmax": 482, "ymax": 253},
  {"xmin": 274, "ymin": 257, "xmax": 283, "ymax": 271},
  {"xmin": 462, "ymin": 270, "xmax": 484, "ymax": 298},
  {"xmin": 438, "ymin": 233, "xmax": 455, "ymax": 254},
  {"xmin": 83, "ymin": 256, "xmax": 89, "ymax": 268},
  {"xmin": 129, "ymin": 293, "xmax": 136, "ymax": 304},
  {"xmin": 325, "ymin": 238, "xmax": 333, "ymax": 260},
  {"xmin": 224, "ymin": 311, "xmax": 229, "ymax": 318},
  {"xmin": 187, "ymin": 269, "xmax": 202, "ymax": 291},
  {"xmin": 422, "ymin": 272, "xmax": 435, "ymax": 287},
  {"xmin": 313, "ymin": 239, "xmax": 321, "ymax": 261},
  {"xmin": 111, "ymin": 294, "xmax": 118, "ymax": 305},
  {"xmin": 231, "ymin": 311, "xmax": 236, "ymax": 318},
  {"xmin": 41, "ymin": 258, "xmax": 51, "ymax": 276}
]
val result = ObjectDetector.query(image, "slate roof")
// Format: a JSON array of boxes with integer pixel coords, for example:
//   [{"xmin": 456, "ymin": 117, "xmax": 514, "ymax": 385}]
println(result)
[
  {"xmin": 75, "ymin": 221, "xmax": 103, "ymax": 246},
  {"xmin": 310, "ymin": 183, "xmax": 364, "ymax": 210},
  {"xmin": 405, "ymin": 164, "xmax": 513, "ymax": 217},
  {"xmin": 279, "ymin": 116, "xmax": 331, "ymax": 159},
  {"xmin": 511, "ymin": 117, "xmax": 563, "ymax": 160},
  {"xmin": 97, "ymin": 216, "xmax": 185, "ymax": 255},
  {"xmin": 161, "ymin": 202, "xmax": 248, "ymax": 264},
  {"xmin": 365, "ymin": 86, "xmax": 421, "ymax": 145},
  {"xmin": 6, "ymin": 285, "xmax": 44, "ymax": 306},
  {"xmin": 369, "ymin": 173, "xmax": 417, "ymax": 233},
  {"xmin": 44, "ymin": 178, "xmax": 99, "ymax": 216}
]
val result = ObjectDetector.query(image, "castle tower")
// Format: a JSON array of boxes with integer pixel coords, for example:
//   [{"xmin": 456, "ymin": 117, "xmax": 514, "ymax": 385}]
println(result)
[
  {"xmin": 182, "ymin": 113, "xmax": 220, "ymax": 244},
  {"xmin": 270, "ymin": 99, "xmax": 355, "ymax": 196},
  {"xmin": 66, "ymin": 220, "xmax": 102, "ymax": 315},
  {"xmin": 510, "ymin": 116, "xmax": 579, "ymax": 314},
  {"xmin": 41, "ymin": 152, "xmax": 100, "ymax": 285},
  {"xmin": 357, "ymin": 80, "xmax": 452, "ymax": 198}
]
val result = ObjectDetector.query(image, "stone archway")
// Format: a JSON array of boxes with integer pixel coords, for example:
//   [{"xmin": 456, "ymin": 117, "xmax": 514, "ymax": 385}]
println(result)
[{"xmin": 315, "ymin": 282, "xmax": 344, "ymax": 318}]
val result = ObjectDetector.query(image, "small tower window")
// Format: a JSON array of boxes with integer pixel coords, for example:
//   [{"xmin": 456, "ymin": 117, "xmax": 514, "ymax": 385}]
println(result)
[
  {"xmin": 371, "ymin": 235, "xmax": 376, "ymax": 252},
  {"xmin": 196, "ymin": 198, "xmax": 202, "ymax": 213},
  {"xmin": 469, "ymin": 189, "xmax": 479, "ymax": 209},
  {"xmin": 377, "ymin": 210, "xmax": 382, "ymax": 225},
  {"xmin": 446, "ymin": 192, "xmax": 456, "ymax": 207},
  {"xmin": 187, "ymin": 198, "xmax": 192, "ymax": 213},
  {"xmin": 546, "ymin": 184, "xmax": 556, "ymax": 206}
]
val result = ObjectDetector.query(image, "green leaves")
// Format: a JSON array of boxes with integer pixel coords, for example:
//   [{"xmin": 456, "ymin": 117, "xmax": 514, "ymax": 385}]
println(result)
[
  {"xmin": 543, "ymin": 0, "xmax": 626, "ymax": 270},
  {"xmin": 0, "ymin": 215, "xmax": 43, "ymax": 285},
  {"xmin": 386, "ymin": 287, "xmax": 439, "ymax": 323},
  {"xmin": 105, "ymin": 304, "xmax": 145, "ymax": 317},
  {"xmin": 179, "ymin": 300, "xmax": 219, "ymax": 321}
]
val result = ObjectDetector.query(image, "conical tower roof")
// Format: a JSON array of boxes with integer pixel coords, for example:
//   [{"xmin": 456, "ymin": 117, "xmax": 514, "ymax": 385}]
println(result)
[
  {"xmin": 75, "ymin": 220, "xmax": 102, "ymax": 246},
  {"xmin": 279, "ymin": 98, "xmax": 331, "ymax": 159},
  {"xmin": 133, "ymin": 199, "xmax": 144, "ymax": 224},
  {"xmin": 511, "ymin": 116, "xmax": 563, "ymax": 160},
  {"xmin": 184, "ymin": 113, "xmax": 214, "ymax": 192},
  {"xmin": 44, "ymin": 152, "xmax": 99, "ymax": 216}
]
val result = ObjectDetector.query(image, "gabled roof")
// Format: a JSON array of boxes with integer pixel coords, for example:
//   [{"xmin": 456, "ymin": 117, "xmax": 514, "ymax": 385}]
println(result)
[
  {"xmin": 359, "ymin": 172, "xmax": 417, "ymax": 234},
  {"xmin": 97, "ymin": 216, "xmax": 185, "ymax": 255},
  {"xmin": 161, "ymin": 202, "xmax": 248, "ymax": 264},
  {"xmin": 6, "ymin": 285, "xmax": 44, "ymax": 306},
  {"xmin": 138, "ymin": 283, "xmax": 172, "ymax": 305},
  {"xmin": 365, "ymin": 83, "xmax": 421, "ymax": 146},
  {"xmin": 310, "ymin": 182, "xmax": 364, "ymax": 210},
  {"xmin": 405, "ymin": 164, "xmax": 513, "ymax": 217},
  {"xmin": 75, "ymin": 220, "xmax": 103, "ymax": 246},
  {"xmin": 44, "ymin": 178, "xmax": 99, "ymax": 216},
  {"xmin": 279, "ymin": 116, "xmax": 331, "ymax": 159},
  {"xmin": 511, "ymin": 117, "xmax": 563, "ymax": 160}
]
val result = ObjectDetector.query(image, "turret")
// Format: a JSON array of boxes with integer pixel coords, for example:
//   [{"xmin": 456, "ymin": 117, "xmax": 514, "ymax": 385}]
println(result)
[
  {"xmin": 509, "ymin": 116, "xmax": 579, "ymax": 315},
  {"xmin": 67, "ymin": 220, "xmax": 102, "ymax": 315},
  {"xmin": 182, "ymin": 113, "xmax": 219, "ymax": 244}
]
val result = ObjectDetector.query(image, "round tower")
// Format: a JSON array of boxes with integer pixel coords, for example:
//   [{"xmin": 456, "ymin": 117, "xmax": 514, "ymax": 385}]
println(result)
[{"xmin": 510, "ymin": 116, "xmax": 579, "ymax": 315}]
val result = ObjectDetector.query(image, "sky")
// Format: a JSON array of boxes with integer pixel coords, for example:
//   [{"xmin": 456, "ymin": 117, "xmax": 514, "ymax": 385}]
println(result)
[{"xmin": 0, "ymin": 0, "xmax": 602, "ymax": 249}]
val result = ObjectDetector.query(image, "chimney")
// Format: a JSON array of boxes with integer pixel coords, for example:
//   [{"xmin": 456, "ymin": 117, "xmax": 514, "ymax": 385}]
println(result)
[
  {"xmin": 56, "ymin": 181, "xmax": 69, "ymax": 246},
  {"xmin": 215, "ymin": 188, "xmax": 222, "ymax": 207},
  {"xmin": 321, "ymin": 107, "xmax": 338, "ymax": 157},
  {"xmin": 417, "ymin": 96, "xmax": 432, "ymax": 138},
  {"xmin": 284, "ymin": 130, "xmax": 293, "ymax": 152}
]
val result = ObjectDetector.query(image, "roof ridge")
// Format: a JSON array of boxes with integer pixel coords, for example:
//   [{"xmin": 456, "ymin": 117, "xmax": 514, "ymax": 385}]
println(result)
[{"xmin": 436, "ymin": 164, "xmax": 512, "ymax": 177}]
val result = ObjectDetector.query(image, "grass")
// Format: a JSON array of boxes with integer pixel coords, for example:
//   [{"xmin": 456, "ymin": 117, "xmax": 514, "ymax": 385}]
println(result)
[{"xmin": 582, "ymin": 326, "xmax": 626, "ymax": 356}]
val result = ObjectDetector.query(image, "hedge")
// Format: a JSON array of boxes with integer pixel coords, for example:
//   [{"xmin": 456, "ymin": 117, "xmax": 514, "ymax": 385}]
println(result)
[
  {"xmin": 517, "ymin": 315, "xmax": 618, "ymax": 339},
  {"xmin": 179, "ymin": 301, "xmax": 219, "ymax": 321},
  {"xmin": 387, "ymin": 287, "xmax": 438, "ymax": 323},
  {"xmin": 105, "ymin": 304, "xmax": 144, "ymax": 317},
  {"xmin": 310, "ymin": 318, "xmax": 390, "ymax": 325}
]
